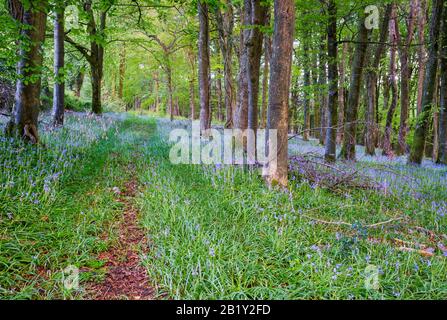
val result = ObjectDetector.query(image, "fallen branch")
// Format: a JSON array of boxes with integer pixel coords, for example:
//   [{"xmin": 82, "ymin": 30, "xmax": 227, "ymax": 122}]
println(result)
[{"xmin": 302, "ymin": 214, "xmax": 405, "ymax": 228}]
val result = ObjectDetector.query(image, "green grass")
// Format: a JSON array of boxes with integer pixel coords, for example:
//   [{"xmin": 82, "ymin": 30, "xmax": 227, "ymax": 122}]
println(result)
[
  {"xmin": 137, "ymin": 128, "xmax": 447, "ymax": 300},
  {"xmin": 0, "ymin": 114, "xmax": 156, "ymax": 299}
]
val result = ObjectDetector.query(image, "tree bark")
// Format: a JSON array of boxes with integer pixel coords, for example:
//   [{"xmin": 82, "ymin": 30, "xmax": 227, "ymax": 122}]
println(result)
[
  {"xmin": 118, "ymin": 45, "xmax": 126, "ymax": 100},
  {"xmin": 382, "ymin": 5, "xmax": 399, "ymax": 157},
  {"xmin": 261, "ymin": 32, "xmax": 271, "ymax": 129},
  {"xmin": 337, "ymin": 41, "xmax": 348, "ymax": 145},
  {"xmin": 215, "ymin": 1, "xmax": 235, "ymax": 128},
  {"xmin": 438, "ymin": 3, "xmax": 447, "ymax": 164},
  {"xmin": 409, "ymin": 0, "xmax": 444, "ymax": 165},
  {"xmin": 340, "ymin": 10, "xmax": 370, "ymax": 161},
  {"xmin": 198, "ymin": 1, "xmax": 211, "ymax": 131},
  {"xmin": 365, "ymin": 4, "xmax": 392, "ymax": 156},
  {"xmin": 52, "ymin": 3, "xmax": 65, "ymax": 126},
  {"xmin": 416, "ymin": 0, "xmax": 427, "ymax": 115},
  {"xmin": 302, "ymin": 38, "xmax": 311, "ymax": 141},
  {"xmin": 324, "ymin": 0, "xmax": 338, "ymax": 163},
  {"xmin": 266, "ymin": 0, "xmax": 295, "ymax": 187},
  {"xmin": 318, "ymin": 29, "xmax": 327, "ymax": 146},
  {"xmin": 6, "ymin": 0, "xmax": 48, "ymax": 143},
  {"xmin": 234, "ymin": 2, "xmax": 250, "ymax": 131},
  {"xmin": 247, "ymin": 0, "xmax": 269, "ymax": 151}
]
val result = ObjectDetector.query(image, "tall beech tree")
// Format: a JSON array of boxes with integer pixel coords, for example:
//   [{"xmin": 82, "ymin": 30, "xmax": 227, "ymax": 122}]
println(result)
[
  {"xmin": 266, "ymin": 0, "xmax": 295, "ymax": 187},
  {"xmin": 52, "ymin": 1, "xmax": 65, "ymax": 126},
  {"xmin": 395, "ymin": 0, "xmax": 418, "ymax": 155},
  {"xmin": 324, "ymin": 0, "xmax": 338, "ymax": 163},
  {"xmin": 66, "ymin": 1, "xmax": 112, "ymax": 114},
  {"xmin": 437, "ymin": 0, "xmax": 447, "ymax": 164},
  {"xmin": 340, "ymin": 9, "xmax": 370, "ymax": 161},
  {"xmin": 247, "ymin": 0, "xmax": 269, "ymax": 153},
  {"xmin": 198, "ymin": 0, "xmax": 211, "ymax": 131},
  {"xmin": 215, "ymin": 0, "xmax": 235, "ymax": 128},
  {"xmin": 5, "ymin": 0, "xmax": 48, "ymax": 143},
  {"xmin": 364, "ymin": 4, "xmax": 391, "ymax": 156},
  {"xmin": 409, "ymin": 0, "xmax": 444, "ymax": 165}
]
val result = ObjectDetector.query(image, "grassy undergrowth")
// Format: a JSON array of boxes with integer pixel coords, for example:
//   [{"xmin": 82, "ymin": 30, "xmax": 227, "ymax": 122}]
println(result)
[
  {"xmin": 138, "ymin": 127, "xmax": 447, "ymax": 300},
  {"xmin": 0, "ymin": 114, "xmax": 155, "ymax": 299}
]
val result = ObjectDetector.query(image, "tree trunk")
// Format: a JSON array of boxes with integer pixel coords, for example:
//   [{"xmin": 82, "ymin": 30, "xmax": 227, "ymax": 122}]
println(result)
[
  {"xmin": 302, "ymin": 37, "xmax": 311, "ymax": 141},
  {"xmin": 247, "ymin": 0, "xmax": 269, "ymax": 151},
  {"xmin": 416, "ymin": 0, "xmax": 427, "ymax": 115},
  {"xmin": 383, "ymin": 5, "xmax": 399, "ymax": 156},
  {"xmin": 52, "ymin": 3, "xmax": 65, "ymax": 126},
  {"xmin": 187, "ymin": 48, "xmax": 196, "ymax": 120},
  {"xmin": 261, "ymin": 33, "xmax": 271, "ymax": 129},
  {"xmin": 198, "ymin": 1, "xmax": 211, "ymax": 131},
  {"xmin": 215, "ymin": 1, "xmax": 235, "ymax": 128},
  {"xmin": 340, "ymin": 10, "xmax": 370, "ymax": 161},
  {"xmin": 234, "ymin": 2, "xmax": 250, "ymax": 131},
  {"xmin": 74, "ymin": 70, "xmax": 84, "ymax": 97},
  {"xmin": 337, "ymin": 41, "xmax": 348, "ymax": 145},
  {"xmin": 325, "ymin": 0, "xmax": 338, "ymax": 163},
  {"xmin": 6, "ymin": 0, "xmax": 48, "ymax": 143},
  {"xmin": 217, "ymin": 71, "xmax": 224, "ymax": 122},
  {"xmin": 365, "ymin": 4, "xmax": 392, "ymax": 156},
  {"xmin": 438, "ymin": 3, "xmax": 447, "ymax": 164},
  {"xmin": 318, "ymin": 29, "xmax": 327, "ymax": 146},
  {"xmin": 265, "ymin": 0, "xmax": 295, "ymax": 187},
  {"xmin": 167, "ymin": 65, "xmax": 174, "ymax": 121},
  {"xmin": 118, "ymin": 45, "xmax": 126, "ymax": 99},
  {"xmin": 396, "ymin": 0, "xmax": 418, "ymax": 155},
  {"xmin": 409, "ymin": 0, "xmax": 444, "ymax": 165}
]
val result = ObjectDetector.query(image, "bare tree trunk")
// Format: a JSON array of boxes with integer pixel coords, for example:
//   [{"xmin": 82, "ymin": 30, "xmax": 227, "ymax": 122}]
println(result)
[
  {"xmin": 234, "ymin": 2, "xmax": 250, "ymax": 131},
  {"xmin": 396, "ymin": 0, "xmax": 418, "ymax": 155},
  {"xmin": 261, "ymin": 33, "xmax": 271, "ymax": 129},
  {"xmin": 318, "ymin": 29, "xmax": 327, "ymax": 146},
  {"xmin": 303, "ymin": 38, "xmax": 311, "ymax": 141},
  {"xmin": 365, "ymin": 4, "xmax": 392, "ymax": 156},
  {"xmin": 52, "ymin": 3, "xmax": 65, "ymax": 126},
  {"xmin": 167, "ymin": 65, "xmax": 174, "ymax": 121},
  {"xmin": 340, "ymin": 10, "xmax": 370, "ymax": 161},
  {"xmin": 247, "ymin": 0, "xmax": 269, "ymax": 151},
  {"xmin": 337, "ymin": 41, "xmax": 348, "ymax": 145},
  {"xmin": 217, "ymin": 70, "xmax": 224, "ymax": 122},
  {"xmin": 265, "ymin": 0, "xmax": 295, "ymax": 187},
  {"xmin": 74, "ymin": 70, "xmax": 84, "ymax": 97},
  {"xmin": 383, "ymin": 5, "xmax": 399, "ymax": 157},
  {"xmin": 198, "ymin": 1, "xmax": 211, "ymax": 131},
  {"xmin": 215, "ymin": 1, "xmax": 235, "ymax": 128},
  {"xmin": 6, "ymin": 0, "xmax": 48, "ymax": 143},
  {"xmin": 438, "ymin": 4, "xmax": 447, "ymax": 164},
  {"xmin": 118, "ymin": 45, "xmax": 126, "ymax": 100},
  {"xmin": 325, "ymin": 0, "xmax": 338, "ymax": 162},
  {"xmin": 409, "ymin": 0, "xmax": 444, "ymax": 165}
]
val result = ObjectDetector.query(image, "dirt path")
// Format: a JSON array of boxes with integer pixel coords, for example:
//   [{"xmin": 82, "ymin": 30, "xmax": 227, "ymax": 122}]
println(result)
[{"xmin": 87, "ymin": 176, "xmax": 154, "ymax": 300}]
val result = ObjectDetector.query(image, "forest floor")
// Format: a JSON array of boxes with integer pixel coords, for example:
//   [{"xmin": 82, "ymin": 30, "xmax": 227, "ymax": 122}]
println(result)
[{"xmin": 1, "ymin": 112, "xmax": 447, "ymax": 299}]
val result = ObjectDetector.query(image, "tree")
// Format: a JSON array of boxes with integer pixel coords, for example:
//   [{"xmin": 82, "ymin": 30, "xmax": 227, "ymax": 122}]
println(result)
[
  {"xmin": 324, "ymin": 0, "xmax": 338, "ymax": 163},
  {"xmin": 52, "ymin": 1, "xmax": 65, "ymax": 126},
  {"xmin": 437, "ymin": 0, "xmax": 447, "ymax": 164},
  {"xmin": 198, "ymin": 0, "xmax": 211, "ymax": 131},
  {"xmin": 382, "ymin": 4, "xmax": 399, "ymax": 157},
  {"xmin": 395, "ymin": 0, "xmax": 418, "ymax": 155},
  {"xmin": 215, "ymin": 0, "xmax": 235, "ymax": 128},
  {"xmin": 364, "ymin": 4, "xmax": 391, "ymax": 156},
  {"xmin": 409, "ymin": 0, "xmax": 444, "ymax": 165},
  {"xmin": 340, "ymin": 9, "xmax": 370, "ymax": 161},
  {"xmin": 265, "ymin": 0, "xmax": 295, "ymax": 187},
  {"xmin": 5, "ymin": 0, "xmax": 48, "ymax": 143}
]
